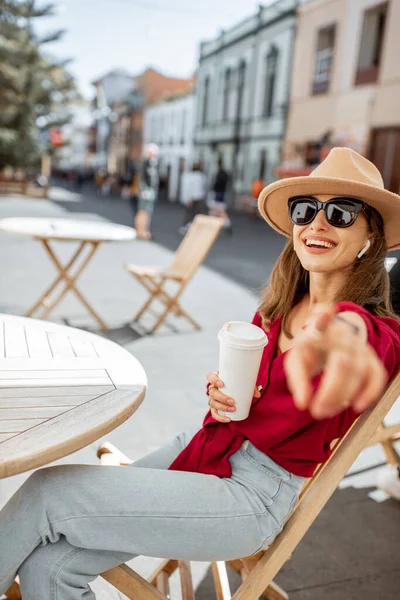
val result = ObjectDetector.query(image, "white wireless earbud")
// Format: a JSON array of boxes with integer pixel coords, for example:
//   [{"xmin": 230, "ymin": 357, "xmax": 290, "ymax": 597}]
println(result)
[{"xmin": 357, "ymin": 239, "xmax": 371, "ymax": 259}]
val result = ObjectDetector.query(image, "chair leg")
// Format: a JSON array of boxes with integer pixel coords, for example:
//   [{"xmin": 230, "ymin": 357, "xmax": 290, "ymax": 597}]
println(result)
[
  {"xmin": 368, "ymin": 423, "xmax": 400, "ymax": 464},
  {"xmin": 177, "ymin": 305, "xmax": 202, "ymax": 331},
  {"xmin": 4, "ymin": 581, "xmax": 21, "ymax": 600},
  {"xmin": 133, "ymin": 292, "xmax": 156, "ymax": 323},
  {"xmin": 179, "ymin": 560, "xmax": 195, "ymax": 600},
  {"xmin": 149, "ymin": 302, "xmax": 175, "ymax": 333},
  {"xmin": 212, "ymin": 561, "xmax": 232, "ymax": 600},
  {"xmin": 381, "ymin": 439, "xmax": 400, "ymax": 465},
  {"xmin": 237, "ymin": 557, "xmax": 289, "ymax": 600},
  {"xmin": 155, "ymin": 570, "xmax": 170, "ymax": 597},
  {"xmin": 148, "ymin": 559, "xmax": 179, "ymax": 585},
  {"xmin": 149, "ymin": 559, "xmax": 180, "ymax": 599},
  {"xmin": 101, "ymin": 564, "xmax": 166, "ymax": 600},
  {"xmin": 262, "ymin": 581, "xmax": 289, "ymax": 600},
  {"xmin": 373, "ymin": 424, "xmax": 400, "ymax": 465}
]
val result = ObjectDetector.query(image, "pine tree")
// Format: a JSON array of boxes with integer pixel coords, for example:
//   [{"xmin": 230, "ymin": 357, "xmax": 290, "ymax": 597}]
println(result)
[{"xmin": 0, "ymin": 0, "xmax": 79, "ymax": 168}]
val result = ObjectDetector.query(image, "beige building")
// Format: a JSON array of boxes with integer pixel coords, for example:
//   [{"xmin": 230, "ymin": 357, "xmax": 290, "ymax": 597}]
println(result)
[{"xmin": 283, "ymin": 0, "xmax": 400, "ymax": 193}]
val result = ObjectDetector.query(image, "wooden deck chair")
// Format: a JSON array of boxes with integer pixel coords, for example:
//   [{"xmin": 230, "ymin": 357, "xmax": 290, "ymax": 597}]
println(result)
[
  {"xmin": 127, "ymin": 215, "xmax": 224, "ymax": 333},
  {"xmin": 6, "ymin": 374, "xmax": 400, "ymax": 600}
]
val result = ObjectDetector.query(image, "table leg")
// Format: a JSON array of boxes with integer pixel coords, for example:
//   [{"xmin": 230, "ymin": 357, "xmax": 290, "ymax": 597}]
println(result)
[
  {"xmin": 26, "ymin": 240, "xmax": 108, "ymax": 330},
  {"xmin": 25, "ymin": 241, "xmax": 86, "ymax": 317}
]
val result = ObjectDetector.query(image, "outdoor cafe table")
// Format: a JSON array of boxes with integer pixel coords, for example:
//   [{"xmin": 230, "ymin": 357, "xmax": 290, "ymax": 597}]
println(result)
[
  {"xmin": 0, "ymin": 313, "xmax": 146, "ymax": 479},
  {"xmin": 0, "ymin": 217, "xmax": 136, "ymax": 330}
]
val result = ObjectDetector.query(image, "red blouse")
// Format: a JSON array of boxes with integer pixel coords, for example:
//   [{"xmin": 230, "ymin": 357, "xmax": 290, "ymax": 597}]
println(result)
[{"xmin": 169, "ymin": 302, "xmax": 400, "ymax": 478}]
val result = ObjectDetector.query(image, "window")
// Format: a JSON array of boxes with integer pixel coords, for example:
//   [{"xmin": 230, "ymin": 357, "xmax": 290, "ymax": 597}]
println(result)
[
  {"xmin": 159, "ymin": 115, "xmax": 163, "ymax": 146},
  {"xmin": 222, "ymin": 68, "xmax": 231, "ymax": 121},
  {"xmin": 259, "ymin": 150, "xmax": 268, "ymax": 180},
  {"xmin": 180, "ymin": 111, "xmax": 186, "ymax": 145},
  {"xmin": 312, "ymin": 25, "xmax": 336, "ymax": 94},
  {"xmin": 169, "ymin": 113, "xmax": 174, "ymax": 145},
  {"xmin": 236, "ymin": 61, "xmax": 246, "ymax": 121},
  {"xmin": 202, "ymin": 76, "xmax": 209, "ymax": 126},
  {"xmin": 238, "ymin": 61, "xmax": 246, "ymax": 89},
  {"xmin": 263, "ymin": 46, "xmax": 279, "ymax": 118},
  {"xmin": 356, "ymin": 2, "xmax": 388, "ymax": 85}
]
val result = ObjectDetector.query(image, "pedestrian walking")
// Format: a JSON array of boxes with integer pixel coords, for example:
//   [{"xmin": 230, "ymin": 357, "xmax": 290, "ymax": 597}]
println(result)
[
  {"xmin": 208, "ymin": 158, "xmax": 232, "ymax": 232},
  {"xmin": 101, "ymin": 173, "xmax": 112, "ymax": 197},
  {"xmin": 128, "ymin": 169, "xmax": 140, "ymax": 223},
  {"xmin": 178, "ymin": 162, "xmax": 207, "ymax": 235},
  {"xmin": 94, "ymin": 170, "xmax": 105, "ymax": 196},
  {"xmin": 135, "ymin": 144, "xmax": 160, "ymax": 240}
]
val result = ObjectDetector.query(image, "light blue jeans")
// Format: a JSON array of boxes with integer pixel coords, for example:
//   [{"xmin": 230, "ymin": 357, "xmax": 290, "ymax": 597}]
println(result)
[{"xmin": 0, "ymin": 430, "xmax": 305, "ymax": 599}]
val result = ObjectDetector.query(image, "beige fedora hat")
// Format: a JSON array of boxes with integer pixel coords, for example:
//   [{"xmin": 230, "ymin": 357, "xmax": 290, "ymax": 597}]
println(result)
[{"xmin": 258, "ymin": 147, "xmax": 400, "ymax": 250}]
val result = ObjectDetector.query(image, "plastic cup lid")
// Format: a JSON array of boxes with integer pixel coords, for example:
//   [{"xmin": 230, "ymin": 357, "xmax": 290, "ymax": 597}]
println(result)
[{"xmin": 218, "ymin": 321, "xmax": 268, "ymax": 350}]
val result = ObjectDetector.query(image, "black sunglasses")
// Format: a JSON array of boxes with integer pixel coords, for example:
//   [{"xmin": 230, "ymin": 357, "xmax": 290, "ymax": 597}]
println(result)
[{"xmin": 288, "ymin": 196, "xmax": 367, "ymax": 228}]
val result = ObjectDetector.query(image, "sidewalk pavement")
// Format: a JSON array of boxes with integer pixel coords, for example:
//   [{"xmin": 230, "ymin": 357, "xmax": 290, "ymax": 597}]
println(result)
[{"xmin": 0, "ymin": 190, "xmax": 399, "ymax": 599}]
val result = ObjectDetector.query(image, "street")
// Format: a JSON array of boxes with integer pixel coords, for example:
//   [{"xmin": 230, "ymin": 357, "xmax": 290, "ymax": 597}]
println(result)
[{"xmin": 54, "ymin": 183, "xmax": 287, "ymax": 293}]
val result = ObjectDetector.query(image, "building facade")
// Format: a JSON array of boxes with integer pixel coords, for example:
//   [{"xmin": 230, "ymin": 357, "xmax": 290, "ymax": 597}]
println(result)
[
  {"xmin": 91, "ymin": 70, "xmax": 136, "ymax": 171},
  {"xmin": 91, "ymin": 68, "xmax": 193, "ymax": 178},
  {"xmin": 194, "ymin": 0, "xmax": 297, "ymax": 203},
  {"xmin": 143, "ymin": 91, "xmax": 195, "ymax": 201},
  {"xmin": 283, "ymin": 0, "xmax": 400, "ymax": 193}
]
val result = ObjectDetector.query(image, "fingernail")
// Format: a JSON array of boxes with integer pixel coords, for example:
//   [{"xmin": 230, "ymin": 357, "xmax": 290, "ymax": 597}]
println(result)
[
  {"xmin": 217, "ymin": 380, "xmax": 223, "ymax": 387},
  {"xmin": 227, "ymin": 399, "xmax": 235, "ymax": 406},
  {"xmin": 228, "ymin": 406, "xmax": 235, "ymax": 412}
]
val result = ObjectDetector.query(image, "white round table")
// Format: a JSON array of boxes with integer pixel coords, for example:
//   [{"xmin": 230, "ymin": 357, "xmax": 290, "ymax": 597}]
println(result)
[
  {"xmin": 0, "ymin": 313, "xmax": 147, "ymax": 478},
  {"xmin": 0, "ymin": 311, "xmax": 146, "ymax": 600},
  {"xmin": 0, "ymin": 217, "xmax": 136, "ymax": 330}
]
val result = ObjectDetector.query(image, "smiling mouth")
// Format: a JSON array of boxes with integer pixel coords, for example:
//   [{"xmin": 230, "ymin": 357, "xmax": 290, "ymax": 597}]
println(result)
[{"xmin": 303, "ymin": 238, "xmax": 337, "ymax": 250}]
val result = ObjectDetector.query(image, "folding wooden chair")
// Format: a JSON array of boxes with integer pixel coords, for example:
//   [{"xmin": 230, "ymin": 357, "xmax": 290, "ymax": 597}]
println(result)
[
  {"xmin": 127, "ymin": 215, "xmax": 224, "ymax": 333},
  {"xmin": 6, "ymin": 375, "xmax": 400, "ymax": 600}
]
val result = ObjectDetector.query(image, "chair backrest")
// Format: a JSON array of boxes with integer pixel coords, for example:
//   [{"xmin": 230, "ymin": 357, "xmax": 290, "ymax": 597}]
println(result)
[
  {"xmin": 233, "ymin": 371, "xmax": 400, "ymax": 600},
  {"xmin": 169, "ymin": 215, "xmax": 224, "ymax": 281}
]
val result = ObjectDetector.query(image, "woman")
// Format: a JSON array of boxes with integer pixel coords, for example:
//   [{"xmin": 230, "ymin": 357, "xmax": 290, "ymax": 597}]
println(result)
[
  {"xmin": 134, "ymin": 144, "xmax": 160, "ymax": 240},
  {"xmin": 1, "ymin": 148, "xmax": 399, "ymax": 599}
]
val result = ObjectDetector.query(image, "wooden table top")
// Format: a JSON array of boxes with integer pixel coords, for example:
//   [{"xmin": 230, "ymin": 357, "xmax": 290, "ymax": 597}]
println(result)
[
  {"xmin": 0, "ymin": 314, "xmax": 147, "ymax": 478},
  {"xmin": 0, "ymin": 217, "xmax": 136, "ymax": 243}
]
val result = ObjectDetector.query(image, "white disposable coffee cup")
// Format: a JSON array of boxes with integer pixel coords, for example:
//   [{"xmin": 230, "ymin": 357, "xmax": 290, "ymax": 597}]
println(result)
[{"xmin": 218, "ymin": 321, "xmax": 268, "ymax": 421}]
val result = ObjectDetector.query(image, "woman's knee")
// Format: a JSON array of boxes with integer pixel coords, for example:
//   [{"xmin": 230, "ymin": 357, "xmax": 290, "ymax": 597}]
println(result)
[
  {"xmin": 23, "ymin": 465, "xmax": 74, "ymax": 500},
  {"xmin": 19, "ymin": 540, "xmax": 84, "ymax": 599}
]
